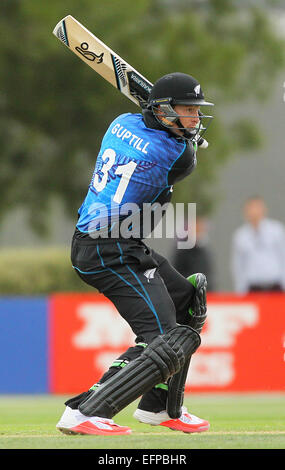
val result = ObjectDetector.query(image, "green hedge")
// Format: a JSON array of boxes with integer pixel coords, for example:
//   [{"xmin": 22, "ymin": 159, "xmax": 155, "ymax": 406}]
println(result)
[{"xmin": 0, "ymin": 247, "xmax": 95, "ymax": 295}]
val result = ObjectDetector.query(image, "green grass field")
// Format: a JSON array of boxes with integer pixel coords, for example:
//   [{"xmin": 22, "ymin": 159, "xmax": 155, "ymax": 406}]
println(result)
[{"xmin": 0, "ymin": 393, "xmax": 285, "ymax": 450}]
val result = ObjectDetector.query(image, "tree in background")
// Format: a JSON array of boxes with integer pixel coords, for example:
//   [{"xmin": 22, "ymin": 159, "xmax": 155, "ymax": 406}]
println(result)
[{"xmin": 0, "ymin": 0, "xmax": 284, "ymax": 235}]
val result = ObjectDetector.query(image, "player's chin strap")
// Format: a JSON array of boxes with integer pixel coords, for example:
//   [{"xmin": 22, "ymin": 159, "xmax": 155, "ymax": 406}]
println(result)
[{"xmin": 166, "ymin": 273, "xmax": 207, "ymax": 419}]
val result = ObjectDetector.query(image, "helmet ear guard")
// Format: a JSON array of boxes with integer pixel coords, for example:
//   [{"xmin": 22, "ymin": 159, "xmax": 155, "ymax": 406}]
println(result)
[{"xmin": 147, "ymin": 97, "xmax": 177, "ymax": 122}]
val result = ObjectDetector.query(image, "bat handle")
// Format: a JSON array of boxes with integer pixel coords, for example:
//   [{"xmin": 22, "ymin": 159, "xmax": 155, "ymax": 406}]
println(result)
[{"xmin": 197, "ymin": 137, "xmax": 208, "ymax": 149}]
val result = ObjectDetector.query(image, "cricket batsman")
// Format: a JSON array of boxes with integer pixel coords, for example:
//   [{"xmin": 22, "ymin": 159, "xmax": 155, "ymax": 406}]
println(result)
[{"xmin": 56, "ymin": 72, "xmax": 214, "ymax": 435}]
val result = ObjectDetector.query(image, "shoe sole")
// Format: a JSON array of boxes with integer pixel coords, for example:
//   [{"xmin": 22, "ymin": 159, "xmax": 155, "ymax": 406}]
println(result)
[
  {"xmin": 163, "ymin": 423, "xmax": 210, "ymax": 433},
  {"xmin": 56, "ymin": 423, "xmax": 132, "ymax": 436},
  {"xmin": 57, "ymin": 426, "xmax": 81, "ymax": 435}
]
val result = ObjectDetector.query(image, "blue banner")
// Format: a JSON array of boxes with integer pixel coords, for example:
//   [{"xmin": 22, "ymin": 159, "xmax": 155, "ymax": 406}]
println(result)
[{"xmin": 0, "ymin": 297, "xmax": 48, "ymax": 393}]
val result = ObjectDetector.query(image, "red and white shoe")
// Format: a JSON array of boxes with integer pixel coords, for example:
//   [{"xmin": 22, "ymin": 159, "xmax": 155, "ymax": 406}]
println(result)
[
  {"xmin": 56, "ymin": 406, "xmax": 132, "ymax": 435},
  {"xmin": 133, "ymin": 406, "xmax": 209, "ymax": 433}
]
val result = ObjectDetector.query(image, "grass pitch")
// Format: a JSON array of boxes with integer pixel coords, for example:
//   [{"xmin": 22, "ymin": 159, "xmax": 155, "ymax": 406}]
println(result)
[{"xmin": 0, "ymin": 393, "xmax": 284, "ymax": 449}]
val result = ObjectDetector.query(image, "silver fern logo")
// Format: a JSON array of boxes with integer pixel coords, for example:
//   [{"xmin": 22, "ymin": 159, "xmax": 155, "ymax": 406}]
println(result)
[
  {"xmin": 112, "ymin": 56, "xmax": 128, "ymax": 87},
  {"xmin": 143, "ymin": 268, "xmax": 156, "ymax": 282},
  {"xmin": 194, "ymin": 84, "xmax": 201, "ymax": 96}
]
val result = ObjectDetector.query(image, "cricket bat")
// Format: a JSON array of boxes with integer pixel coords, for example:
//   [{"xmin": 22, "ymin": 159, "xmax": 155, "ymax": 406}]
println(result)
[
  {"xmin": 53, "ymin": 15, "xmax": 208, "ymax": 147},
  {"xmin": 53, "ymin": 15, "xmax": 152, "ymax": 109}
]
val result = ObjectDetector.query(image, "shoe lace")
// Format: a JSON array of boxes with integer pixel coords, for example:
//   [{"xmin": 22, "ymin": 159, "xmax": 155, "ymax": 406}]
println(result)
[{"xmin": 180, "ymin": 406, "xmax": 193, "ymax": 422}]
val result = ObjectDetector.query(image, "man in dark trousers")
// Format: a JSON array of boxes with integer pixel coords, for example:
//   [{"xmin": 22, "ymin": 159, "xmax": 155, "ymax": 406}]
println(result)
[{"xmin": 56, "ymin": 72, "xmax": 214, "ymax": 436}]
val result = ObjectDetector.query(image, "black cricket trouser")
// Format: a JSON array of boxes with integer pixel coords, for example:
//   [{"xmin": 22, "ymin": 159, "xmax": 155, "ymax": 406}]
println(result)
[{"xmin": 65, "ymin": 235, "xmax": 195, "ymax": 412}]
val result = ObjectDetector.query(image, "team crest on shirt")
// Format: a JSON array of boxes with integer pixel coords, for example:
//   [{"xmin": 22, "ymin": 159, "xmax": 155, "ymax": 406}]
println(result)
[{"xmin": 143, "ymin": 268, "xmax": 156, "ymax": 282}]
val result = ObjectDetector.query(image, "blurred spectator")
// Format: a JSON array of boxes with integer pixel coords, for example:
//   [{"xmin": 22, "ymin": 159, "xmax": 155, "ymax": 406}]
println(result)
[
  {"xmin": 173, "ymin": 216, "xmax": 215, "ymax": 291},
  {"xmin": 231, "ymin": 196, "xmax": 285, "ymax": 293}
]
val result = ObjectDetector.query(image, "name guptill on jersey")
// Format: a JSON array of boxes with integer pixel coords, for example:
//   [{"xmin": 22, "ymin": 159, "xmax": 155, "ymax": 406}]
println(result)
[{"xmin": 111, "ymin": 122, "xmax": 150, "ymax": 154}]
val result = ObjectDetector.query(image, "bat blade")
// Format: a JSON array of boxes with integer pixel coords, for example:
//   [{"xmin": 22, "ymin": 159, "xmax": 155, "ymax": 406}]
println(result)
[
  {"xmin": 53, "ymin": 15, "xmax": 208, "ymax": 147},
  {"xmin": 53, "ymin": 15, "xmax": 152, "ymax": 108}
]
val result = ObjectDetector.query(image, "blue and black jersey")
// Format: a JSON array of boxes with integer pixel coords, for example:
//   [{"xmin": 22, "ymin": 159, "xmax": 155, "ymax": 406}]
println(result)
[{"xmin": 76, "ymin": 110, "xmax": 196, "ymax": 239}]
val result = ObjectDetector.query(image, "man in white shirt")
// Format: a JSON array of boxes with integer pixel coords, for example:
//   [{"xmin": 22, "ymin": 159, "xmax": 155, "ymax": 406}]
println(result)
[{"xmin": 231, "ymin": 196, "xmax": 285, "ymax": 293}]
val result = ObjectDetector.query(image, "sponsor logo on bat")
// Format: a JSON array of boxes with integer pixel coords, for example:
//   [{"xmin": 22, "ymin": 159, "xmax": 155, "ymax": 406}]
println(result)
[
  {"xmin": 75, "ymin": 42, "xmax": 104, "ymax": 63},
  {"xmin": 129, "ymin": 72, "xmax": 152, "ymax": 94}
]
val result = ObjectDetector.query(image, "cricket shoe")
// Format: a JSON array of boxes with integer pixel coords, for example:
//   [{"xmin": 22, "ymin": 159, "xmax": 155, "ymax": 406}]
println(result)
[
  {"xmin": 133, "ymin": 406, "xmax": 209, "ymax": 433},
  {"xmin": 56, "ymin": 406, "xmax": 132, "ymax": 435}
]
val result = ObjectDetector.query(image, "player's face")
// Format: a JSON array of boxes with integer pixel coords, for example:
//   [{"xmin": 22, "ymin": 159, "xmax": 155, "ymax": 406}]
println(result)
[
  {"xmin": 244, "ymin": 199, "xmax": 267, "ymax": 226},
  {"xmin": 173, "ymin": 105, "xmax": 200, "ymax": 130}
]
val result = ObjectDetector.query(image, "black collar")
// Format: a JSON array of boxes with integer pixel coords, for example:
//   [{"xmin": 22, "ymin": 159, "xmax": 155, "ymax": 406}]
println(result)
[{"xmin": 142, "ymin": 109, "xmax": 170, "ymax": 132}]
